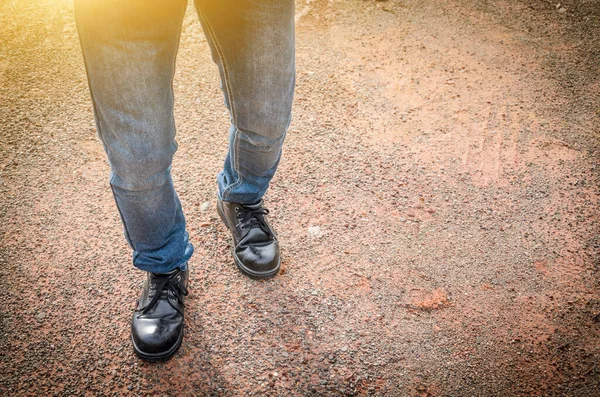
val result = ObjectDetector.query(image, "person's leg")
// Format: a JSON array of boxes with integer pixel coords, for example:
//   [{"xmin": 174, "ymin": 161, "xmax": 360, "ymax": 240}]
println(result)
[
  {"xmin": 74, "ymin": 0, "xmax": 192, "ymax": 361},
  {"xmin": 75, "ymin": 0, "xmax": 193, "ymax": 274},
  {"xmin": 194, "ymin": 0, "xmax": 295, "ymax": 204},
  {"xmin": 194, "ymin": 0, "xmax": 295, "ymax": 279}
]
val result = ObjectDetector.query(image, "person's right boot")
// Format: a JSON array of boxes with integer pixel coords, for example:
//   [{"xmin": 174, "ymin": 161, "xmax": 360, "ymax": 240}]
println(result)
[{"xmin": 131, "ymin": 267, "xmax": 189, "ymax": 361}]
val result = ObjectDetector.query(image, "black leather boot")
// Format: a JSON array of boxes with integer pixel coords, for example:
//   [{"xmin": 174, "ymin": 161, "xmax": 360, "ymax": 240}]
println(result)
[
  {"xmin": 131, "ymin": 267, "xmax": 189, "ymax": 361},
  {"xmin": 217, "ymin": 199, "xmax": 280, "ymax": 279}
]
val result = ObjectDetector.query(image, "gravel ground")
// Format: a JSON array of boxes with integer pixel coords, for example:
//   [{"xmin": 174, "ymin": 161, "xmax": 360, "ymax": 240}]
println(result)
[{"xmin": 1, "ymin": 0, "xmax": 599, "ymax": 395}]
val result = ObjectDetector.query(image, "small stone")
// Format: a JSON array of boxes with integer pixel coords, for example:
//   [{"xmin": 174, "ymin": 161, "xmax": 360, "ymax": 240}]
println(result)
[
  {"xmin": 200, "ymin": 201, "xmax": 210, "ymax": 211},
  {"xmin": 36, "ymin": 312, "xmax": 46, "ymax": 320},
  {"xmin": 308, "ymin": 226, "xmax": 324, "ymax": 238}
]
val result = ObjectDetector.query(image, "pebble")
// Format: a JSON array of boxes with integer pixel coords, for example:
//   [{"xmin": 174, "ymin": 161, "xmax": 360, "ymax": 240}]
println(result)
[
  {"xmin": 200, "ymin": 201, "xmax": 211, "ymax": 211},
  {"xmin": 308, "ymin": 226, "xmax": 324, "ymax": 238}
]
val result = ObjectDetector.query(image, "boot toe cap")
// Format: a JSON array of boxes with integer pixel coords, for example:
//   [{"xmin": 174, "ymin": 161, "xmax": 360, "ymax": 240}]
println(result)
[
  {"xmin": 131, "ymin": 316, "xmax": 183, "ymax": 357},
  {"xmin": 236, "ymin": 243, "xmax": 280, "ymax": 275}
]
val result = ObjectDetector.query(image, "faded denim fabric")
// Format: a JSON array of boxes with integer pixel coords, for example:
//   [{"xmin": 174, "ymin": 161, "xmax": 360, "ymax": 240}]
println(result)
[{"xmin": 74, "ymin": 0, "xmax": 295, "ymax": 273}]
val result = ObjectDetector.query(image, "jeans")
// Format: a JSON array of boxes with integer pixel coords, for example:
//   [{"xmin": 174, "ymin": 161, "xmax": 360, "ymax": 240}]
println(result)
[{"xmin": 74, "ymin": 0, "xmax": 295, "ymax": 273}]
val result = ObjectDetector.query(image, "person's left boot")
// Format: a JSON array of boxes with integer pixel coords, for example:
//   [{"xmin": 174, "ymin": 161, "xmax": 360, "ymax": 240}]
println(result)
[
  {"xmin": 131, "ymin": 267, "xmax": 189, "ymax": 361},
  {"xmin": 217, "ymin": 199, "xmax": 280, "ymax": 279}
]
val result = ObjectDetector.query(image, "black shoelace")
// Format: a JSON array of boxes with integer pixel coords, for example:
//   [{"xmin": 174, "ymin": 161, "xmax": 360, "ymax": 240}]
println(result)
[
  {"xmin": 139, "ymin": 273, "xmax": 188, "ymax": 316},
  {"xmin": 236, "ymin": 206, "xmax": 275, "ymax": 238}
]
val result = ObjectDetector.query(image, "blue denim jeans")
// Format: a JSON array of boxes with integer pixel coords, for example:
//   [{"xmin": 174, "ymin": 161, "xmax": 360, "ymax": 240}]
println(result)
[{"xmin": 74, "ymin": 0, "xmax": 295, "ymax": 273}]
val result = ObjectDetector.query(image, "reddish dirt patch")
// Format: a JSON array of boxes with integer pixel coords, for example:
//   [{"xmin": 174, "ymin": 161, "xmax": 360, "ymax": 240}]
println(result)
[{"xmin": 404, "ymin": 288, "xmax": 452, "ymax": 312}]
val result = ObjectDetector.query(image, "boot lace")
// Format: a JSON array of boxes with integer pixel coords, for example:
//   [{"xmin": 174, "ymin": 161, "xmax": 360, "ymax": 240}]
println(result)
[
  {"xmin": 139, "ymin": 273, "xmax": 188, "ymax": 315},
  {"xmin": 236, "ymin": 206, "xmax": 275, "ymax": 238}
]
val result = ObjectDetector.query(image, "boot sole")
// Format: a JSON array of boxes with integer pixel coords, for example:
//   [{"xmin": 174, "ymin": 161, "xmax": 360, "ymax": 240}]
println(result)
[{"xmin": 217, "ymin": 201, "xmax": 280, "ymax": 280}]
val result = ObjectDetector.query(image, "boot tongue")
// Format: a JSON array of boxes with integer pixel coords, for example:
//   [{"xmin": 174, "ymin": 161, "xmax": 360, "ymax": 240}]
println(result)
[
  {"xmin": 151, "ymin": 268, "xmax": 179, "ymax": 278},
  {"xmin": 241, "ymin": 200, "xmax": 262, "ymax": 210}
]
